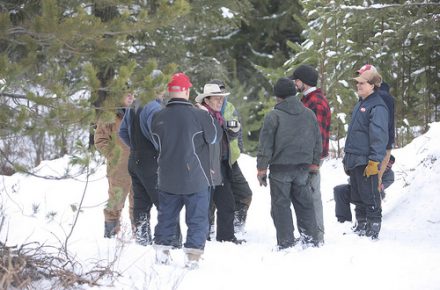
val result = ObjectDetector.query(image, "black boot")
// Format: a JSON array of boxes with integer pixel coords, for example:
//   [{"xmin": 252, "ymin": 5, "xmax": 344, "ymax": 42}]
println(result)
[
  {"xmin": 352, "ymin": 219, "xmax": 367, "ymax": 236},
  {"xmin": 234, "ymin": 206, "xmax": 248, "ymax": 233},
  {"xmin": 104, "ymin": 221, "xmax": 119, "ymax": 238},
  {"xmin": 366, "ymin": 221, "xmax": 381, "ymax": 240},
  {"xmin": 135, "ymin": 219, "xmax": 152, "ymax": 246}
]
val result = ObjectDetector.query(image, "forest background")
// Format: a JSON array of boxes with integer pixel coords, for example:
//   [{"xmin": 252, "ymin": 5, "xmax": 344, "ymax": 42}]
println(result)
[{"xmin": 0, "ymin": 0, "xmax": 439, "ymax": 175}]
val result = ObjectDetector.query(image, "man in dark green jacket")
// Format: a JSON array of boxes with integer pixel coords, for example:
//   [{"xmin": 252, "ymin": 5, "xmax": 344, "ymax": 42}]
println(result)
[{"xmin": 257, "ymin": 77, "xmax": 322, "ymax": 249}]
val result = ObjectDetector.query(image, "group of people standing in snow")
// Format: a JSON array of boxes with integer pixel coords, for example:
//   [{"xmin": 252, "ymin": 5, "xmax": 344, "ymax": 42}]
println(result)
[
  {"xmin": 94, "ymin": 62, "xmax": 395, "ymax": 268},
  {"xmin": 95, "ymin": 72, "xmax": 253, "ymax": 268}
]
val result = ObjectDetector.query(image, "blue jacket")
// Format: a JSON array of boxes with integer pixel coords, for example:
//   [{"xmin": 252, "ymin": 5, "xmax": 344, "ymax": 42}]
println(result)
[
  {"xmin": 119, "ymin": 99, "xmax": 162, "ymax": 149},
  {"xmin": 343, "ymin": 91, "xmax": 388, "ymax": 170},
  {"xmin": 151, "ymin": 98, "xmax": 222, "ymax": 194}
]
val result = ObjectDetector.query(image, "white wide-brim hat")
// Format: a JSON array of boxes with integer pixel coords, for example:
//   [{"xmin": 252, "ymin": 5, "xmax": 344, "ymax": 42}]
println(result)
[{"xmin": 195, "ymin": 83, "xmax": 230, "ymax": 103}]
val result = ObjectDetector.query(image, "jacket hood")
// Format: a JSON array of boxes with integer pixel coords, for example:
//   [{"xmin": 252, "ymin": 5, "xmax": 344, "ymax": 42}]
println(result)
[{"xmin": 275, "ymin": 95, "xmax": 305, "ymax": 115}]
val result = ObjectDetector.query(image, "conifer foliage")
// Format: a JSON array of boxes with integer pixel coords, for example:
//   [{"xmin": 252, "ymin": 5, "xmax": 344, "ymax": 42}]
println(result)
[
  {"xmin": 284, "ymin": 0, "xmax": 440, "ymax": 152},
  {"xmin": 0, "ymin": 0, "xmax": 189, "ymax": 174}
]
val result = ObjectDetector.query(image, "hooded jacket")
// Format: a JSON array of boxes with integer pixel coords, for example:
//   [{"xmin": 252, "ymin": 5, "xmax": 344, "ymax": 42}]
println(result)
[{"xmin": 257, "ymin": 95, "xmax": 322, "ymax": 171}]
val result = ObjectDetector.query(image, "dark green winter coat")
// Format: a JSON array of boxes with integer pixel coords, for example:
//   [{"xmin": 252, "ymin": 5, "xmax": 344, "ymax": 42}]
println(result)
[{"xmin": 257, "ymin": 95, "xmax": 322, "ymax": 170}]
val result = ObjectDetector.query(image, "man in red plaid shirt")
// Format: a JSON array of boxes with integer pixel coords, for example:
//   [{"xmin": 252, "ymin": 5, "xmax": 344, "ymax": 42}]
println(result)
[{"xmin": 291, "ymin": 64, "xmax": 331, "ymax": 245}]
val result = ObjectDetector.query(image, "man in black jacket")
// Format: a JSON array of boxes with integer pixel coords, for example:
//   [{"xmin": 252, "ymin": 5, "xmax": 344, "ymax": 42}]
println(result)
[
  {"xmin": 257, "ymin": 77, "xmax": 322, "ymax": 249},
  {"xmin": 151, "ymin": 73, "xmax": 222, "ymax": 269}
]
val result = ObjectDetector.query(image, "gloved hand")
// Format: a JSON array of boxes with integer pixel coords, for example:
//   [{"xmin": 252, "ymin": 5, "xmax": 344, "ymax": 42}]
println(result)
[
  {"xmin": 309, "ymin": 164, "xmax": 319, "ymax": 174},
  {"xmin": 364, "ymin": 160, "xmax": 380, "ymax": 177},
  {"xmin": 226, "ymin": 120, "xmax": 241, "ymax": 133},
  {"xmin": 257, "ymin": 169, "xmax": 268, "ymax": 187}
]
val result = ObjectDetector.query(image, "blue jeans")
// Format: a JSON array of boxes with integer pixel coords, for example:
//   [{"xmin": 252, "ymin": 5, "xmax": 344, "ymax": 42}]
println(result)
[{"xmin": 154, "ymin": 189, "xmax": 210, "ymax": 250}]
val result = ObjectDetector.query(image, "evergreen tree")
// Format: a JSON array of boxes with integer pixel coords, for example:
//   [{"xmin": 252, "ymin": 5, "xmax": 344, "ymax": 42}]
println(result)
[
  {"xmin": 0, "ymin": 0, "xmax": 190, "ymax": 174},
  {"xmin": 284, "ymin": 0, "xmax": 440, "ymax": 153}
]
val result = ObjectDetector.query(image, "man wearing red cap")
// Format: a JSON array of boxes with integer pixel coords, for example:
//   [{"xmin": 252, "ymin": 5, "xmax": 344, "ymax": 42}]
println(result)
[
  {"xmin": 119, "ymin": 71, "xmax": 183, "ymax": 247},
  {"xmin": 151, "ymin": 73, "xmax": 222, "ymax": 269}
]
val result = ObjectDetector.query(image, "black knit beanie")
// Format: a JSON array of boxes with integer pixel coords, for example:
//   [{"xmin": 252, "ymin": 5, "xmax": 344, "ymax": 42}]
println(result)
[
  {"xmin": 274, "ymin": 77, "xmax": 296, "ymax": 99},
  {"xmin": 291, "ymin": 64, "xmax": 318, "ymax": 86}
]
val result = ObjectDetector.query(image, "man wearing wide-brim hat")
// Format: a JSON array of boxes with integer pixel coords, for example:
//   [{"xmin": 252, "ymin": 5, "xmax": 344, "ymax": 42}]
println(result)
[{"xmin": 195, "ymin": 83, "xmax": 245, "ymax": 244}]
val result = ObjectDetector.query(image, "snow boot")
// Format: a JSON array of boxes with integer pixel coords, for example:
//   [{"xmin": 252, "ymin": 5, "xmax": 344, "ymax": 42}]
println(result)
[
  {"xmin": 366, "ymin": 221, "xmax": 381, "ymax": 240},
  {"xmin": 207, "ymin": 224, "xmax": 215, "ymax": 241},
  {"xmin": 352, "ymin": 219, "xmax": 367, "ymax": 236},
  {"xmin": 135, "ymin": 219, "xmax": 152, "ymax": 246},
  {"xmin": 104, "ymin": 221, "xmax": 119, "ymax": 238},
  {"xmin": 231, "ymin": 236, "xmax": 246, "ymax": 245},
  {"xmin": 183, "ymin": 247, "xmax": 203, "ymax": 270},
  {"xmin": 154, "ymin": 245, "xmax": 172, "ymax": 265},
  {"xmin": 234, "ymin": 207, "xmax": 247, "ymax": 234}
]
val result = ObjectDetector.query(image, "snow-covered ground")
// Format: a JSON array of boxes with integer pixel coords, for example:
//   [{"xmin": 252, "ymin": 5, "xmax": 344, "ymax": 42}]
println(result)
[{"xmin": 2, "ymin": 123, "xmax": 440, "ymax": 290}]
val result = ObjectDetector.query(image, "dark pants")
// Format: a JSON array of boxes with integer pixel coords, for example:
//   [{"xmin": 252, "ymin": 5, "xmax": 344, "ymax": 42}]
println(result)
[
  {"xmin": 154, "ymin": 189, "xmax": 210, "ymax": 250},
  {"xmin": 230, "ymin": 162, "xmax": 253, "ymax": 213},
  {"xmin": 128, "ymin": 154, "xmax": 158, "ymax": 230},
  {"xmin": 269, "ymin": 166, "xmax": 318, "ymax": 248},
  {"xmin": 128, "ymin": 154, "xmax": 181, "ymax": 246},
  {"xmin": 212, "ymin": 161, "xmax": 236, "ymax": 241},
  {"xmin": 333, "ymin": 184, "xmax": 352, "ymax": 222},
  {"xmin": 334, "ymin": 169, "xmax": 394, "ymax": 222},
  {"xmin": 349, "ymin": 166, "xmax": 382, "ymax": 223}
]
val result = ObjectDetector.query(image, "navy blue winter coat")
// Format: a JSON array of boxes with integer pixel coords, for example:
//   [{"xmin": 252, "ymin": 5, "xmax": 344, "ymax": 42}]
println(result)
[
  {"xmin": 151, "ymin": 98, "xmax": 222, "ymax": 194},
  {"xmin": 343, "ymin": 91, "xmax": 388, "ymax": 171}
]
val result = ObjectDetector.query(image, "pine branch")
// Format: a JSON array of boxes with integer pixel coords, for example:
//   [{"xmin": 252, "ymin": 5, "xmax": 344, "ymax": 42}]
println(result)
[{"xmin": 0, "ymin": 92, "xmax": 27, "ymax": 100}]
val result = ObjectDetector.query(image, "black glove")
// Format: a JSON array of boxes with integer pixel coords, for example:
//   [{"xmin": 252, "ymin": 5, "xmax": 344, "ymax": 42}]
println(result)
[{"xmin": 257, "ymin": 174, "xmax": 267, "ymax": 187}]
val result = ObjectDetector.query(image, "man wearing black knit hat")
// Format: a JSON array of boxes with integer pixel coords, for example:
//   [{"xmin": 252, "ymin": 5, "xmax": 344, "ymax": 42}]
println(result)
[
  {"xmin": 291, "ymin": 64, "xmax": 331, "ymax": 245},
  {"xmin": 257, "ymin": 77, "xmax": 322, "ymax": 249}
]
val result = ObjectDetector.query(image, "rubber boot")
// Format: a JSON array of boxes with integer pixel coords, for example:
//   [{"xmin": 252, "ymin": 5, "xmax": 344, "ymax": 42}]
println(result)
[{"xmin": 104, "ymin": 221, "xmax": 119, "ymax": 238}]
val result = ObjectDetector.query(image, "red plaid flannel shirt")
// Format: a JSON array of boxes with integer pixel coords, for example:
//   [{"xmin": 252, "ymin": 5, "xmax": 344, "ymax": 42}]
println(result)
[{"xmin": 301, "ymin": 88, "xmax": 331, "ymax": 158}]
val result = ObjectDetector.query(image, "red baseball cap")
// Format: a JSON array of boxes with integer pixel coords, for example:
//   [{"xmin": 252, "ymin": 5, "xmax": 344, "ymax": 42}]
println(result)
[
  {"xmin": 357, "ymin": 64, "xmax": 377, "ymax": 75},
  {"xmin": 167, "ymin": 72, "xmax": 192, "ymax": 92}
]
